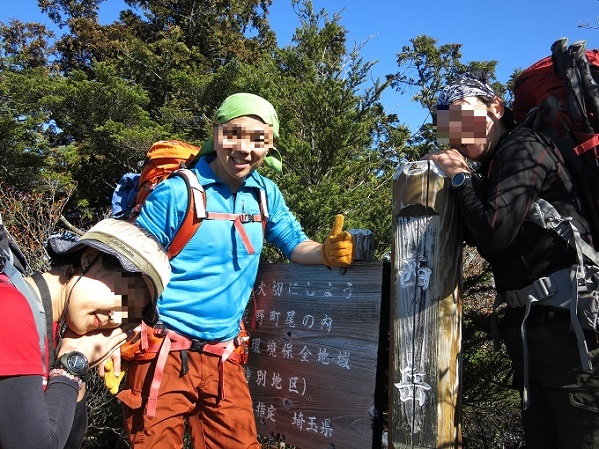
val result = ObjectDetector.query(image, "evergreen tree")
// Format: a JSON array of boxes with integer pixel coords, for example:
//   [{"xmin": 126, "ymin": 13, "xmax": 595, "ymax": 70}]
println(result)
[
  {"xmin": 266, "ymin": 0, "xmax": 406, "ymax": 258},
  {"xmin": 389, "ymin": 35, "xmax": 498, "ymax": 156}
]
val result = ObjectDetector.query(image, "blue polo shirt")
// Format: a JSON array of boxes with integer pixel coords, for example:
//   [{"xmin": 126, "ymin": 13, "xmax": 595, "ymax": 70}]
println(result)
[{"xmin": 136, "ymin": 156, "xmax": 308, "ymax": 341}]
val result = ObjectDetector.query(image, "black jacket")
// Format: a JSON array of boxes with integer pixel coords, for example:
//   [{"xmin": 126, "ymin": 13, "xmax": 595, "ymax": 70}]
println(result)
[{"xmin": 455, "ymin": 126, "xmax": 592, "ymax": 292}]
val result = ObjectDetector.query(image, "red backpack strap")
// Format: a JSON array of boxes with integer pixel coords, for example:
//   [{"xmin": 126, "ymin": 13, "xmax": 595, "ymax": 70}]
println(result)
[
  {"xmin": 166, "ymin": 169, "xmax": 206, "ymax": 259},
  {"xmin": 573, "ymin": 134, "xmax": 599, "ymax": 157},
  {"xmin": 166, "ymin": 176, "xmax": 269, "ymax": 258}
]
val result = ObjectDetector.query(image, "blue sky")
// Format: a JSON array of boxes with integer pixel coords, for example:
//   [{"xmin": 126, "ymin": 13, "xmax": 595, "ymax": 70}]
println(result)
[{"xmin": 2, "ymin": 0, "xmax": 599, "ymax": 133}]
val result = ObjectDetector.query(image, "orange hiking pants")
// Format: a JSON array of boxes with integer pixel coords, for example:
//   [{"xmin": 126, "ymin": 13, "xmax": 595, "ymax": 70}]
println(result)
[{"xmin": 120, "ymin": 350, "xmax": 260, "ymax": 449}]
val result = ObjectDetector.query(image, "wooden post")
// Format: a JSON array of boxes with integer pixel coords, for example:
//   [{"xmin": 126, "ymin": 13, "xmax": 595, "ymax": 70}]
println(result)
[
  {"xmin": 348, "ymin": 229, "xmax": 375, "ymax": 262},
  {"xmin": 389, "ymin": 160, "xmax": 463, "ymax": 449}
]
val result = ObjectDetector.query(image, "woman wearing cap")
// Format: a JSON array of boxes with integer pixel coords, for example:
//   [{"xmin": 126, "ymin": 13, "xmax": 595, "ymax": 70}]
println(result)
[
  {"xmin": 426, "ymin": 74, "xmax": 599, "ymax": 448},
  {"xmin": 0, "ymin": 218, "xmax": 170, "ymax": 449},
  {"xmin": 122, "ymin": 93, "xmax": 354, "ymax": 448}
]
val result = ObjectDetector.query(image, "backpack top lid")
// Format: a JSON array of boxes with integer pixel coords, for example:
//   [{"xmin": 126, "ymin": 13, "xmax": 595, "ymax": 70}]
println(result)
[
  {"xmin": 139, "ymin": 140, "xmax": 201, "ymax": 187},
  {"xmin": 512, "ymin": 55, "xmax": 568, "ymax": 124},
  {"xmin": 513, "ymin": 40, "xmax": 599, "ymax": 128}
]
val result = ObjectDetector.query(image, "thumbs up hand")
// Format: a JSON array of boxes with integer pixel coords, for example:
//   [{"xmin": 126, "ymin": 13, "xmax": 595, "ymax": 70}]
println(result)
[{"xmin": 321, "ymin": 214, "xmax": 354, "ymax": 267}]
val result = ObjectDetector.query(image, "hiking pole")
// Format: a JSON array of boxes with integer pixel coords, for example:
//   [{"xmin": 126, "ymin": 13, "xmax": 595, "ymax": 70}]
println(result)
[
  {"xmin": 571, "ymin": 40, "xmax": 599, "ymax": 133},
  {"xmin": 552, "ymin": 38, "xmax": 589, "ymax": 132}
]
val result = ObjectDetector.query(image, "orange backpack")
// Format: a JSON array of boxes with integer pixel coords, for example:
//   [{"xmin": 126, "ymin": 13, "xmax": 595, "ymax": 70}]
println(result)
[
  {"xmin": 130, "ymin": 140, "xmax": 202, "ymax": 258},
  {"xmin": 111, "ymin": 139, "xmax": 269, "ymax": 259},
  {"xmin": 132, "ymin": 140, "xmax": 201, "ymax": 221}
]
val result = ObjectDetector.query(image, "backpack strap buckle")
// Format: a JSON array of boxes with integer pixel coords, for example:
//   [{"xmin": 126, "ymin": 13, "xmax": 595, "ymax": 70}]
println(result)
[
  {"xmin": 153, "ymin": 321, "xmax": 166, "ymax": 337},
  {"xmin": 189, "ymin": 339, "xmax": 207, "ymax": 352},
  {"xmin": 530, "ymin": 275, "xmax": 558, "ymax": 300},
  {"xmin": 239, "ymin": 213, "xmax": 262, "ymax": 223}
]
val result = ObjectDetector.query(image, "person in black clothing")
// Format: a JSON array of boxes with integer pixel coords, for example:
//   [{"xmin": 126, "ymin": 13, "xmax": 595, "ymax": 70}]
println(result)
[
  {"xmin": 426, "ymin": 74, "xmax": 599, "ymax": 449},
  {"xmin": 0, "ymin": 218, "xmax": 170, "ymax": 449}
]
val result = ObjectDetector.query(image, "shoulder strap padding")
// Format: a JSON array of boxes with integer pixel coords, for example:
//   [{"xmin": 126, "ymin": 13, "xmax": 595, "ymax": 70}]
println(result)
[
  {"xmin": 166, "ymin": 169, "xmax": 205, "ymax": 259},
  {"xmin": 32, "ymin": 272, "xmax": 54, "ymax": 367}
]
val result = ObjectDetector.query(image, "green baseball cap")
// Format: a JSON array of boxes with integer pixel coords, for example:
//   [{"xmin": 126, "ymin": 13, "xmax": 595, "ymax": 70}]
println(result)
[{"xmin": 199, "ymin": 93, "xmax": 283, "ymax": 173}]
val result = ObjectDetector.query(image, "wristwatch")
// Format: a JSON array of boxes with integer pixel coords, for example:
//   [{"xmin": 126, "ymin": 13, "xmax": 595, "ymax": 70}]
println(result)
[
  {"xmin": 450, "ymin": 172, "xmax": 472, "ymax": 190},
  {"xmin": 58, "ymin": 351, "xmax": 91, "ymax": 382}
]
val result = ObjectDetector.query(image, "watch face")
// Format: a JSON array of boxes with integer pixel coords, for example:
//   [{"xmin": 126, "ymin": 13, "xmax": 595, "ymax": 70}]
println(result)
[
  {"xmin": 451, "ymin": 172, "xmax": 470, "ymax": 188},
  {"xmin": 452, "ymin": 173, "xmax": 466, "ymax": 188},
  {"xmin": 67, "ymin": 352, "xmax": 89, "ymax": 375}
]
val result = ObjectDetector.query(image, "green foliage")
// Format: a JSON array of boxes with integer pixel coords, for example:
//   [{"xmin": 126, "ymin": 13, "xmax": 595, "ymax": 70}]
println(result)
[
  {"xmin": 261, "ymin": 1, "xmax": 404, "ymax": 257},
  {"xmin": 459, "ymin": 248, "xmax": 524, "ymax": 448},
  {"xmin": 0, "ymin": 65, "xmax": 65, "ymax": 191},
  {"xmin": 389, "ymin": 35, "xmax": 499, "ymax": 157},
  {"xmin": 38, "ymin": 64, "xmax": 168, "ymax": 217},
  {"xmin": 82, "ymin": 375, "xmax": 129, "ymax": 449},
  {"xmin": 121, "ymin": 0, "xmax": 276, "ymax": 64}
]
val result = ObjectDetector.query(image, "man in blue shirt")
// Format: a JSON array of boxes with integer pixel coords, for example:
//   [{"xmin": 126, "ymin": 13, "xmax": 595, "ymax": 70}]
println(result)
[{"xmin": 120, "ymin": 93, "xmax": 354, "ymax": 448}]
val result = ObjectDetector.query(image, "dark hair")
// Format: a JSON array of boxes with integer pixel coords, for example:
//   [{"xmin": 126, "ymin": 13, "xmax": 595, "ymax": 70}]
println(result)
[
  {"xmin": 47, "ymin": 246, "xmax": 84, "ymax": 281},
  {"xmin": 476, "ymin": 95, "xmax": 516, "ymax": 131},
  {"xmin": 48, "ymin": 246, "xmax": 126, "ymax": 282}
]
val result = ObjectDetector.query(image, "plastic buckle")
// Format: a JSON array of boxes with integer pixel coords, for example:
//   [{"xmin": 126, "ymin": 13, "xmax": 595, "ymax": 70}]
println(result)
[
  {"xmin": 239, "ymin": 213, "xmax": 254, "ymax": 223},
  {"xmin": 153, "ymin": 321, "xmax": 166, "ymax": 337},
  {"xmin": 190, "ymin": 339, "xmax": 207, "ymax": 352},
  {"xmin": 236, "ymin": 334, "xmax": 249, "ymax": 349},
  {"xmin": 530, "ymin": 276, "xmax": 554, "ymax": 301}
]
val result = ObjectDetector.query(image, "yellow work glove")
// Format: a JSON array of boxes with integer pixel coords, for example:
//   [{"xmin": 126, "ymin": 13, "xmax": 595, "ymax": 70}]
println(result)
[
  {"xmin": 321, "ymin": 214, "xmax": 354, "ymax": 268},
  {"xmin": 103, "ymin": 359, "xmax": 126, "ymax": 395}
]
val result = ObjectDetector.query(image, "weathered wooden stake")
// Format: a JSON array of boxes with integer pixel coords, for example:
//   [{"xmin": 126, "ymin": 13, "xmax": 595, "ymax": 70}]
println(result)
[{"xmin": 389, "ymin": 160, "xmax": 463, "ymax": 449}]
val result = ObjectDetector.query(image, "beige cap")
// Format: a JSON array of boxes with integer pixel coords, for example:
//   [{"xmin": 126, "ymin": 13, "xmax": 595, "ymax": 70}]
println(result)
[{"xmin": 48, "ymin": 218, "xmax": 170, "ymax": 302}]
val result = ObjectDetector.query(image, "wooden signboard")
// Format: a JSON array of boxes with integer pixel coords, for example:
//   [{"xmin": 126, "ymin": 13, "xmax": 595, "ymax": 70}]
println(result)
[
  {"xmin": 389, "ymin": 160, "xmax": 463, "ymax": 449},
  {"xmin": 244, "ymin": 262, "xmax": 386, "ymax": 449}
]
